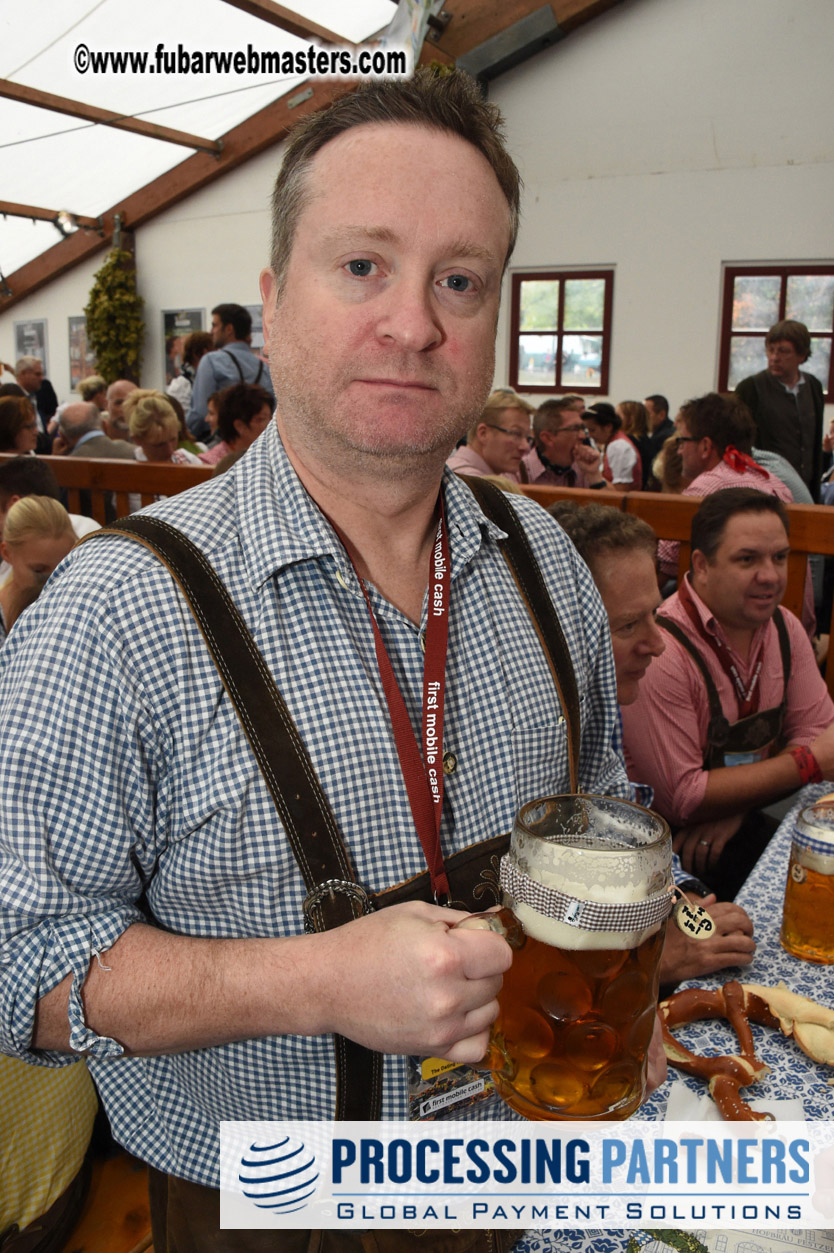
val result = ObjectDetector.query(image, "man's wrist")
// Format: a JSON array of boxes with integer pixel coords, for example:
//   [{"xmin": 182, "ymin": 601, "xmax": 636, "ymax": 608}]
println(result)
[{"xmin": 789, "ymin": 745, "xmax": 823, "ymax": 785}]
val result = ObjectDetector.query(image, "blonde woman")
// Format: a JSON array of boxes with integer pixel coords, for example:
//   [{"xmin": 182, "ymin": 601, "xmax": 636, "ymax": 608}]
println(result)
[
  {"xmin": 124, "ymin": 390, "xmax": 202, "ymax": 466},
  {"xmin": 0, "ymin": 496, "xmax": 75, "ymax": 641}
]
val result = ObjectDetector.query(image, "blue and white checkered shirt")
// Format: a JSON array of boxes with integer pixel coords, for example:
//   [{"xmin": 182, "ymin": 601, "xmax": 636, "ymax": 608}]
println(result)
[{"xmin": 0, "ymin": 421, "xmax": 629, "ymax": 1185}]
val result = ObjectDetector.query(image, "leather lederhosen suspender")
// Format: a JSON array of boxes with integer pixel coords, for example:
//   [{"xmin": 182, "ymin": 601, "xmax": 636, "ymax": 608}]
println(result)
[
  {"xmin": 656, "ymin": 609, "xmax": 792, "ymax": 769},
  {"xmin": 90, "ymin": 480, "xmax": 580, "ymax": 1119}
]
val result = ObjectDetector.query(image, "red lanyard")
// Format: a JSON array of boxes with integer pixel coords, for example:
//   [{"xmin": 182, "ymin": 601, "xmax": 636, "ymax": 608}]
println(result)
[
  {"xmin": 344, "ymin": 505, "xmax": 451, "ymax": 902},
  {"xmin": 678, "ymin": 577, "xmax": 764, "ymax": 717}
]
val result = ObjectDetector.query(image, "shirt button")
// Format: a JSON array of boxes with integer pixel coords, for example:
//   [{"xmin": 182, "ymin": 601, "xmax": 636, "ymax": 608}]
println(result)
[{"xmin": 442, "ymin": 750, "xmax": 457, "ymax": 776}]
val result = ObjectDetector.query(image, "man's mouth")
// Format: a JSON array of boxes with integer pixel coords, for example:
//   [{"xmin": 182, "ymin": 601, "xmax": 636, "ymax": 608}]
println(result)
[{"xmin": 358, "ymin": 378, "xmax": 435, "ymax": 390}]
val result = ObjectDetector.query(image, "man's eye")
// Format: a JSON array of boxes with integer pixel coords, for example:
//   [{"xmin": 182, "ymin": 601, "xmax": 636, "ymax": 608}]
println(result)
[
  {"xmin": 441, "ymin": 274, "xmax": 472, "ymax": 292},
  {"xmin": 346, "ymin": 259, "xmax": 375, "ymax": 277}
]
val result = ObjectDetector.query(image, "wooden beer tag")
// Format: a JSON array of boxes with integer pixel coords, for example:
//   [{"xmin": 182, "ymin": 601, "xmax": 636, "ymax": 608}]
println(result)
[{"xmin": 672, "ymin": 888, "xmax": 716, "ymax": 940}]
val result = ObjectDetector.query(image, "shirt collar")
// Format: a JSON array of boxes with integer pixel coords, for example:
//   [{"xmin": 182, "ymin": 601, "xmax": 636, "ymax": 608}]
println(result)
[
  {"xmin": 73, "ymin": 429, "xmax": 102, "ymax": 450},
  {"xmin": 235, "ymin": 420, "xmax": 506, "ymax": 590}
]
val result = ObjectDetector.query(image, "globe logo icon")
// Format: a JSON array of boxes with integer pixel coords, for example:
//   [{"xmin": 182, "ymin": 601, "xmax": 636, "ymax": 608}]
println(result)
[{"xmin": 239, "ymin": 1135, "xmax": 320, "ymax": 1215}]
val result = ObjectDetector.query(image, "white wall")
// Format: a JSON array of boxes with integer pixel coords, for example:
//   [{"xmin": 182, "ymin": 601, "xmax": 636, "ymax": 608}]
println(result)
[
  {"xmin": 490, "ymin": 0, "xmax": 834, "ymax": 414},
  {"xmin": 1, "ymin": 0, "xmax": 832, "ymax": 419},
  {"xmin": 0, "ymin": 142, "xmax": 285, "ymax": 400}
]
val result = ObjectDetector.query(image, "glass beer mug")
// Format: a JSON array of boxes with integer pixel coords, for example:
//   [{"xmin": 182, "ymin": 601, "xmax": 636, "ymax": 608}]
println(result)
[
  {"xmin": 467, "ymin": 794, "xmax": 672, "ymax": 1121},
  {"xmin": 780, "ymin": 801, "xmax": 834, "ymax": 964}
]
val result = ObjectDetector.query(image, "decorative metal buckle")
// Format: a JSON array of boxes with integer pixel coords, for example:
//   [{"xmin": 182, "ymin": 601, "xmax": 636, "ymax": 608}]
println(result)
[{"xmin": 302, "ymin": 879, "xmax": 375, "ymax": 933}]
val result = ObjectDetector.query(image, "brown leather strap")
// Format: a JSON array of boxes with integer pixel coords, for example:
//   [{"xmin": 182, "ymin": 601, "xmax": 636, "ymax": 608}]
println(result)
[
  {"xmin": 91, "ymin": 485, "xmax": 580, "ymax": 1121},
  {"xmin": 461, "ymin": 477, "xmax": 581, "ymax": 793},
  {"xmin": 89, "ymin": 515, "xmax": 381, "ymax": 1121}
]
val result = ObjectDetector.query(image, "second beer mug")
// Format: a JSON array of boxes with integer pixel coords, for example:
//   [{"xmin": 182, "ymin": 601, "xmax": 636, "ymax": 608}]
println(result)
[
  {"xmin": 480, "ymin": 794, "xmax": 672, "ymax": 1121},
  {"xmin": 780, "ymin": 801, "xmax": 834, "ymax": 964}
]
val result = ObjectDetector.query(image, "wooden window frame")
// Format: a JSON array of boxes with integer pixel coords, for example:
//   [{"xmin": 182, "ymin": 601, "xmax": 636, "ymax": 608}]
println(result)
[
  {"xmin": 508, "ymin": 268, "xmax": 614, "ymax": 396},
  {"xmin": 718, "ymin": 263, "xmax": 834, "ymax": 400}
]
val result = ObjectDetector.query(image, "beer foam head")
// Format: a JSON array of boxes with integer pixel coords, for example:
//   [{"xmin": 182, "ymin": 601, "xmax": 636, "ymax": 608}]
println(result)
[
  {"xmin": 796, "ymin": 803, "xmax": 834, "ymax": 876},
  {"xmin": 508, "ymin": 794, "xmax": 671, "ymax": 950}
]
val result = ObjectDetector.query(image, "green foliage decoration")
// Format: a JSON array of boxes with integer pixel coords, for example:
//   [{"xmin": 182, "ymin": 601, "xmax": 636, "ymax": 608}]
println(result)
[
  {"xmin": 83, "ymin": 247, "xmax": 145, "ymax": 383},
  {"xmin": 627, "ymin": 1230, "xmax": 709, "ymax": 1253}
]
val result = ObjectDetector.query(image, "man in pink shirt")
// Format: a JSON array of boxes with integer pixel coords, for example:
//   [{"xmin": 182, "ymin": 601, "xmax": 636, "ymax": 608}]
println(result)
[
  {"xmin": 446, "ymin": 388, "xmax": 533, "ymax": 482},
  {"xmin": 521, "ymin": 395, "xmax": 607, "ymax": 488},
  {"xmin": 623, "ymin": 487, "xmax": 834, "ymax": 900}
]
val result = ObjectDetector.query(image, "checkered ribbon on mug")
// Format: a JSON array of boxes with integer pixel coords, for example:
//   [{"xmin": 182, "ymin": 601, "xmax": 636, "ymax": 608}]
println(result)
[{"xmin": 499, "ymin": 856, "xmax": 674, "ymax": 931}]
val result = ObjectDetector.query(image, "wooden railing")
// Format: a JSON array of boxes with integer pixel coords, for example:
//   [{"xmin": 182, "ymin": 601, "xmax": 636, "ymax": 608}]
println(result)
[
  {"xmin": 4, "ymin": 457, "xmax": 832, "ymax": 691},
  {"xmin": 0, "ymin": 454, "xmax": 213, "ymax": 524}
]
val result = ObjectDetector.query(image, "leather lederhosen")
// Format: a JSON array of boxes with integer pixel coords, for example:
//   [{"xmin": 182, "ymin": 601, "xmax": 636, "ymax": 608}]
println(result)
[
  {"xmin": 656, "ymin": 609, "xmax": 792, "ymax": 769},
  {"xmin": 91, "ymin": 477, "xmax": 580, "ymax": 1123}
]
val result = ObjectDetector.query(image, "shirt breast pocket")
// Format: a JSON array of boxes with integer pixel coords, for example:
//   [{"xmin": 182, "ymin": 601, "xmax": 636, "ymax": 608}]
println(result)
[{"xmin": 510, "ymin": 718, "xmax": 572, "ymax": 809}]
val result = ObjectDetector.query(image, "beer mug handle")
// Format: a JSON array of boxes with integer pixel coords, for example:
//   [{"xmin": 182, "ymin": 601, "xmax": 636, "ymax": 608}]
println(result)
[
  {"xmin": 452, "ymin": 906, "xmax": 526, "ymax": 950},
  {"xmin": 452, "ymin": 908, "xmax": 525, "ymax": 1078}
]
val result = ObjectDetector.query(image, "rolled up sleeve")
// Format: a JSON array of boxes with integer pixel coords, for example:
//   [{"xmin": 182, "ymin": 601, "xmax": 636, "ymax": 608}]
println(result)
[{"xmin": 0, "ymin": 563, "xmax": 170, "ymax": 1063}]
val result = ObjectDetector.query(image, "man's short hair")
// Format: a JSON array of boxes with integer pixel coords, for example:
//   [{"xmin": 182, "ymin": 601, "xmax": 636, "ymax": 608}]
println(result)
[
  {"xmin": 14, "ymin": 356, "xmax": 42, "ymax": 375},
  {"xmin": 466, "ymin": 388, "xmax": 534, "ymax": 443},
  {"xmin": 216, "ymin": 383, "xmax": 274, "ymax": 445},
  {"xmin": 690, "ymin": 487, "xmax": 789, "ymax": 565},
  {"xmin": 533, "ymin": 396, "xmax": 584, "ymax": 438},
  {"xmin": 548, "ymin": 501, "xmax": 657, "ymax": 580},
  {"xmin": 0, "ymin": 455, "xmax": 61, "ymax": 508},
  {"xmin": 269, "ymin": 68, "xmax": 521, "ymax": 298},
  {"xmin": 765, "ymin": 319, "xmax": 811, "ymax": 361},
  {"xmin": 679, "ymin": 391, "xmax": 756, "ymax": 455},
  {"xmin": 644, "ymin": 394, "xmax": 669, "ymax": 417},
  {"xmin": 59, "ymin": 404, "xmax": 102, "ymax": 441},
  {"xmin": 212, "ymin": 304, "xmax": 252, "ymax": 340}
]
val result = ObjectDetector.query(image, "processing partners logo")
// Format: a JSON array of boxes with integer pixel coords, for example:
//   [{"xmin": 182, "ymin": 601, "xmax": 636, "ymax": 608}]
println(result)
[
  {"xmin": 221, "ymin": 1121, "xmax": 831, "ymax": 1231},
  {"xmin": 238, "ymin": 1134, "xmax": 320, "ymax": 1217}
]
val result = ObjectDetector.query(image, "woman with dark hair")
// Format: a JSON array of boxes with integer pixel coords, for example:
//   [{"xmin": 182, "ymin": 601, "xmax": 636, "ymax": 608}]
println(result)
[
  {"xmin": 583, "ymin": 401, "xmax": 642, "ymax": 490},
  {"xmin": 167, "ymin": 331, "xmax": 214, "ymax": 411},
  {"xmin": 0, "ymin": 396, "xmax": 39, "ymax": 454},
  {"xmin": 198, "ymin": 383, "xmax": 273, "ymax": 466}
]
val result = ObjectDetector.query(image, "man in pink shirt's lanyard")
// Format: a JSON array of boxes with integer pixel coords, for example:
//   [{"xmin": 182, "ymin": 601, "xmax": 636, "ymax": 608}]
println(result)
[{"xmin": 622, "ymin": 487, "xmax": 834, "ymax": 901}]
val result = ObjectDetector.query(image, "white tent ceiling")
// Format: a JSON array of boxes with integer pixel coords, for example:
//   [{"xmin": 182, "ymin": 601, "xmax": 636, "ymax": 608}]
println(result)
[{"xmin": 0, "ymin": 0, "xmax": 397, "ymax": 277}]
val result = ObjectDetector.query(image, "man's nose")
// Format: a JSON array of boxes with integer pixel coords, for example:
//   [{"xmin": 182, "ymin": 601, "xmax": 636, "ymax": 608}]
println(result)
[
  {"xmin": 756, "ymin": 559, "xmax": 781, "ymax": 581},
  {"xmin": 375, "ymin": 274, "xmax": 443, "ymax": 352},
  {"xmin": 641, "ymin": 618, "xmax": 666, "ymax": 657}
]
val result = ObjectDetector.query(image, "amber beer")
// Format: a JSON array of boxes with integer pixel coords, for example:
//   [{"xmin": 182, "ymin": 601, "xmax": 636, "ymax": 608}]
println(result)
[
  {"xmin": 780, "ymin": 802, "xmax": 834, "ymax": 964},
  {"xmin": 487, "ymin": 795, "xmax": 671, "ymax": 1121}
]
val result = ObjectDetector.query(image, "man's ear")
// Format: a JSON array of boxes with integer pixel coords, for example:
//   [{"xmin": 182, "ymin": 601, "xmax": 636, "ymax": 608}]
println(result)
[
  {"xmin": 260, "ymin": 268, "xmax": 278, "ymax": 342},
  {"xmin": 691, "ymin": 548, "xmax": 708, "ymax": 580}
]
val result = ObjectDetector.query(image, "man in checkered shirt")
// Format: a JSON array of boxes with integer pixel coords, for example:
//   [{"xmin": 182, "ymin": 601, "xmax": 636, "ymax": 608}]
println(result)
[{"xmin": 0, "ymin": 72, "xmax": 635, "ymax": 1246}]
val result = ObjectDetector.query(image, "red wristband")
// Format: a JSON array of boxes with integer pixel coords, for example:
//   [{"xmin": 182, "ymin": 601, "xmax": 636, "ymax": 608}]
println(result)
[{"xmin": 790, "ymin": 745, "xmax": 823, "ymax": 785}]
